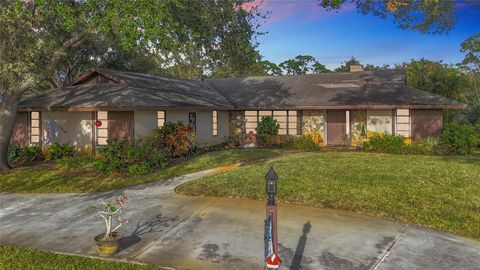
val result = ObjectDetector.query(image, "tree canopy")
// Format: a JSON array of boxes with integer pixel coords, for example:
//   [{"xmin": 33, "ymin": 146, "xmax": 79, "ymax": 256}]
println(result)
[
  {"xmin": 279, "ymin": 55, "xmax": 331, "ymax": 75},
  {"xmin": 319, "ymin": 0, "xmax": 457, "ymax": 34},
  {"xmin": 0, "ymin": 0, "xmax": 266, "ymax": 170}
]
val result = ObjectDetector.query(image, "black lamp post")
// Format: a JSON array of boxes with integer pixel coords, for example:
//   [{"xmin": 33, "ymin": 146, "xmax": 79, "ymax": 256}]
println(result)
[
  {"xmin": 265, "ymin": 166, "xmax": 278, "ymax": 206},
  {"xmin": 264, "ymin": 166, "xmax": 281, "ymax": 269}
]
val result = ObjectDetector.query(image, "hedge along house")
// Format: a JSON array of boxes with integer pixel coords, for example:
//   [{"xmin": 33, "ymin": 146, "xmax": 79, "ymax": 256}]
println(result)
[{"xmin": 11, "ymin": 66, "xmax": 465, "ymax": 155}]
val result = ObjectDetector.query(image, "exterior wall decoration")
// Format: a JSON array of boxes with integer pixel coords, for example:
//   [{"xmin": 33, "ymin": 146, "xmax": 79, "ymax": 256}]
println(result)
[
  {"xmin": 229, "ymin": 111, "xmax": 246, "ymax": 136},
  {"xmin": 302, "ymin": 110, "xmax": 325, "ymax": 145},
  {"xmin": 350, "ymin": 110, "xmax": 367, "ymax": 147},
  {"xmin": 367, "ymin": 109, "xmax": 393, "ymax": 135},
  {"xmin": 42, "ymin": 111, "xmax": 93, "ymax": 155}
]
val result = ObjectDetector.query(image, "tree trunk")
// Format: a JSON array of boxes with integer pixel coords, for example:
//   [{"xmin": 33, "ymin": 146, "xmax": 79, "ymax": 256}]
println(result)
[{"xmin": 0, "ymin": 91, "xmax": 22, "ymax": 171}]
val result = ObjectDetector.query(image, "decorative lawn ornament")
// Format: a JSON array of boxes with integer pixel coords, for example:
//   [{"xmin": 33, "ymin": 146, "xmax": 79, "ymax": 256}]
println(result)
[
  {"xmin": 46, "ymin": 118, "xmax": 67, "ymax": 143},
  {"xmin": 93, "ymin": 194, "xmax": 130, "ymax": 257},
  {"xmin": 266, "ymin": 252, "xmax": 281, "ymax": 269},
  {"xmin": 95, "ymin": 120, "xmax": 102, "ymax": 127}
]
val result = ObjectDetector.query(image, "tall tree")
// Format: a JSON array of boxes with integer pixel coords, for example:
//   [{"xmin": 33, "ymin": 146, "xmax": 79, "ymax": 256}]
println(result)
[
  {"xmin": 279, "ymin": 55, "xmax": 330, "ymax": 75},
  {"xmin": 405, "ymin": 59, "xmax": 469, "ymax": 123},
  {"xmin": 260, "ymin": 60, "xmax": 283, "ymax": 76},
  {"xmin": 0, "ymin": 0, "xmax": 264, "ymax": 171},
  {"xmin": 460, "ymin": 33, "xmax": 480, "ymax": 125}
]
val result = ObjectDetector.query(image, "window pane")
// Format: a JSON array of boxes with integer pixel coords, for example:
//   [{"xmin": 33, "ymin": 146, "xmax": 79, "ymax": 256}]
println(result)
[{"xmin": 212, "ymin": 111, "xmax": 218, "ymax": 136}]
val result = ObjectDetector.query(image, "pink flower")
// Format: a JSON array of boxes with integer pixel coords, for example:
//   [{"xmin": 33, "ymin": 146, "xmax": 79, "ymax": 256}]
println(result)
[
  {"xmin": 115, "ymin": 199, "xmax": 122, "ymax": 205},
  {"xmin": 123, "ymin": 219, "xmax": 131, "ymax": 225}
]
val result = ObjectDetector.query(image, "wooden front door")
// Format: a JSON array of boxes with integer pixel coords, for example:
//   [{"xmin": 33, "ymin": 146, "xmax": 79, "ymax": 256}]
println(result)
[
  {"xmin": 327, "ymin": 110, "xmax": 346, "ymax": 145},
  {"xmin": 108, "ymin": 111, "xmax": 134, "ymax": 141}
]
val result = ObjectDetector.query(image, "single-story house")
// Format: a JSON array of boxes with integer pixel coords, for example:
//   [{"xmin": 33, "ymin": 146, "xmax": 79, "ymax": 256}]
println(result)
[{"xmin": 10, "ymin": 65, "xmax": 465, "ymax": 155}]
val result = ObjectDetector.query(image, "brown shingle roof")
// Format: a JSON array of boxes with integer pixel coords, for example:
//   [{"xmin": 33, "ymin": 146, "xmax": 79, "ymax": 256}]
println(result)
[
  {"xmin": 206, "ymin": 70, "xmax": 464, "ymax": 109},
  {"xmin": 19, "ymin": 68, "xmax": 234, "ymax": 110},
  {"xmin": 18, "ymin": 68, "xmax": 465, "ymax": 111}
]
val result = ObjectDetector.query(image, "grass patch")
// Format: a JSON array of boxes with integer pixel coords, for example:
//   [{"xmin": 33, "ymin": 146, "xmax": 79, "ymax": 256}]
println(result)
[
  {"xmin": 177, "ymin": 152, "xmax": 480, "ymax": 239},
  {"xmin": 0, "ymin": 245, "xmax": 164, "ymax": 270},
  {"xmin": 0, "ymin": 148, "xmax": 287, "ymax": 193}
]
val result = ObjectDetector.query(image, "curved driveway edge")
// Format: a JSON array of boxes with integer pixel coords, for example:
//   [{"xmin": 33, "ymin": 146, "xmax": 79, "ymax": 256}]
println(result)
[{"xmin": 1, "ymin": 164, "xmax": 479, "ymax": 270}]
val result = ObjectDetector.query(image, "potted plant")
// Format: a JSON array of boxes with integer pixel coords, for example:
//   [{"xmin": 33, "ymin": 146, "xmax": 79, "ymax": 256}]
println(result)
[{"xmin": 94, "ymin": 194, "xmax": 130, "ymax": 257}]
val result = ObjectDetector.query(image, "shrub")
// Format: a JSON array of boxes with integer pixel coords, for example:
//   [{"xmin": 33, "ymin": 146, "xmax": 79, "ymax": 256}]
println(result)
[
  {"xmin": 97, "ymin": 138, "xmax": 167, "ymax": 175},
  {"xmin": 409, "ymin": 137, "xmax": 449, "ymax": 155},
  {"xmin": 286, "ymin": 135, "xmax": 320, "ymax": 151},
  {"xmin": 152, "ymin": 122, "xmax": 195, "ymax": 158},
  {"xmin": 256, "ymin": 116, "xmax": 279, "ymax": 146},
  {"xmin": 440, "ymin": 123, "xmax": 478, "ymax": 155},
  {"xmin": 362, "ymin": 133, "xmax": 406, "ymax": 154},
  {"xmin": 7, "ymin": 145, "xmax": 44, "ymax": 166},
  {"xmin": 46, "ymin": 143, "xmax": 76, "ymax": 160}
]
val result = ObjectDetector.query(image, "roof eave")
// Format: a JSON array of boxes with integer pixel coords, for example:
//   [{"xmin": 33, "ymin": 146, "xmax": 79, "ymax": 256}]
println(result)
[{"xmin": 17, "ymin": 103, "xmax": 466, "ymax": 112}]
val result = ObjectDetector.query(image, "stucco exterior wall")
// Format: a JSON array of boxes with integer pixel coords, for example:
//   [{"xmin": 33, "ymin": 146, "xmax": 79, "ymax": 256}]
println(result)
[
  {"xmin": 134, "ymin": 111, "xmax": 157, "ymax": 140},
  {"xmin": 42, "ymin": 112, "xmax": 93, "ymax": 155},
  {"xmin": 367, "ymin": 109, "xmax": 393, "ymax": 134},
  {"xmin": 165, "ymin": 110, "xmax": 228, "ymax": 145}
]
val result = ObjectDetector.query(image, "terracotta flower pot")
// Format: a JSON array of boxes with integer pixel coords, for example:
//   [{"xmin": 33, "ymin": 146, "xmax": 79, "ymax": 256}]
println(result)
[{"xmin": 94, "ymin": 232, "xmax": 123, "ymax": 257}]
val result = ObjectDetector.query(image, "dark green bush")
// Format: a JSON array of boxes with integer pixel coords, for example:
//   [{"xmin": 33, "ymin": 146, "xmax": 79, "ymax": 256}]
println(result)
[
  {"xmin": 7, "ymin": 145, "xmax": 44, "ymax": 166},
  {"xmin": 46, "ymin": 143, "xmax": 76, "ymax": 160},
  {"xmin": 286, "ymin": 136, "xmax": 320, "ymax": 151},
  {"xmin": 152, "ymin": 122, "xmax": 195, "ymax": 158},
  {"xmin": 256, "ymin": 116, "xmax": 279, "ymax": 146},
  {"xmin": 440, "ymin": 123, "xmax": 478, "ymax": 155},
  {"xmin": 97, "ymin": 138, "xmax": 167, "ymax": 175},
  {"xmin": 362, "ymin": 133, "xmax": 406, "ymax": 154}
]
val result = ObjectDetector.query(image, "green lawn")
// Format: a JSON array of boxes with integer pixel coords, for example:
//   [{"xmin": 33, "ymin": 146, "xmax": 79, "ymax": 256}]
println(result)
[
  {"xmin": 0, "ymin": 148, "xmax": 287, "ymax": 193},
  {"xmin": 0, "ymin": 245, "xmax": 164, "ymax": 270},
  {"xmin": 176, "ymin": 152, "xmax": 480, "ymax": 239}
]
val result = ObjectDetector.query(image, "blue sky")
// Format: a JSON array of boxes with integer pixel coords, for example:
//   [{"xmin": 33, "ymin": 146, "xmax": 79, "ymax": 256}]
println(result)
[{"xmin": 255, "ymin": 1, "xmax": 480, "ymax": 70}]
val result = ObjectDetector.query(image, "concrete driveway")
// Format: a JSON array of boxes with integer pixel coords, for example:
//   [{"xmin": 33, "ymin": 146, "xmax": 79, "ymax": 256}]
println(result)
[{"xmin": 1, "ymin": 167, "xmax": 479, "ymax": 270}]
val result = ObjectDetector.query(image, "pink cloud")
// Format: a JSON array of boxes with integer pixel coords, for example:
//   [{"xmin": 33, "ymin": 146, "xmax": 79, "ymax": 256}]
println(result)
[{"xmin": 253, "ymin": 0, "xmax": 356, "ymax": 24}]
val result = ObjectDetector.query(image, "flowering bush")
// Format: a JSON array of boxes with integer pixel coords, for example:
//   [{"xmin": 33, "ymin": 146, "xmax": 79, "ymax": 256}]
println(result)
[
  {"xmin": 95, "ymin": 194, "xmax": 130, "ymax": 240},
  {"xmin": 152, "ymin": 121, "xmax": 196, "ymax": 158},
  {"xmin": 97, "ymin": 138, "xmax": 167, "ymax": 175}
]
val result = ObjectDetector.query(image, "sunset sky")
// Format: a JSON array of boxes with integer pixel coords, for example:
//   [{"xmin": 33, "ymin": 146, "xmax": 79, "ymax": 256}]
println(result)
[{"xmin": 255, "ymin": 1, "xmax": 480, "ymax": 69}]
